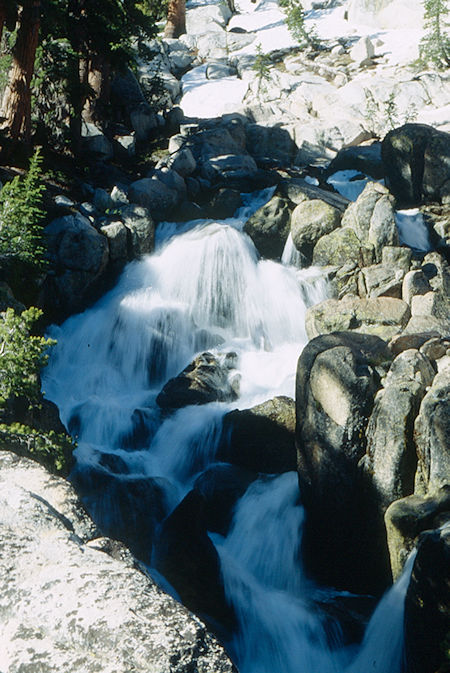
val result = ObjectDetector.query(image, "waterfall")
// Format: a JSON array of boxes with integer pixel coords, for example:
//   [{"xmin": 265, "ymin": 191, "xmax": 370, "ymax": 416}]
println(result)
[{"xmin": 42, "ymin": 189, "xmax": 413, "ymax": 673}]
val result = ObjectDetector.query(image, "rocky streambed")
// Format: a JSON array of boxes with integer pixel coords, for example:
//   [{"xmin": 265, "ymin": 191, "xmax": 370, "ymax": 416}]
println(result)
[{"xmin": 1, "ymin": 0, "xmax": 450, "ymax": 671}]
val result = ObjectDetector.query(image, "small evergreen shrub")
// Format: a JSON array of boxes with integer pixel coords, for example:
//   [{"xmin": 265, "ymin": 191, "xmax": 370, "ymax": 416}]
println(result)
[
  {"xmin": 0, "ymin": 148, "xmax": 46, "ymax": 270},
  {"xmin": 252, "ymin": 43, "xmax": 272, "ymax": 97},
  {"xmin": 363, "ymin": 89, "xmax": 418, "ymax": 138},
  {"xmin": 0, "ymin": 422, "xmax": 74, "ymax": 475}
]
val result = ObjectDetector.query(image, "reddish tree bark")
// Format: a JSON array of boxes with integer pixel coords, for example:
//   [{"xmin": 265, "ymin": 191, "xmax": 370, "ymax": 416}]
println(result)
[
  {"xmin": 82, "ymin": 53, "xmax": 111, "ymax": 124},
  {"xmin": 164, "ymin": 0, "xmax": 186, "ymax": 38},
  {"xmin": 1, "ymin": 0, "xmax": 41, "ymax": 142}
]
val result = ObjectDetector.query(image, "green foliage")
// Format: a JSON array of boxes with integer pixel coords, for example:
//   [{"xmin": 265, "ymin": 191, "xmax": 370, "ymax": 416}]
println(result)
[
  {"xmin": 253, "ymin": 43, "xmax": 272, "ymax": 97},
  {"xmin": 280, "ymin": 0, "xmax": 318, "ymax": 49},
  {"xmin": 0, "ymin": 422, "xmax": 74, "ymax": 475},
  {"xmin": 0, "ymin": 148, "xmax": 46, "ymax": 268},
  {"xmin": 0, "ymin": 307, "xmax": 55, "ymax": 407},
  {"xmin": 32, "ymin": 39, "xmax": 78, "ymax": 150},
  {"xmin": 419, "ymin": 0, "xmax": 450, "ymax": 70}
]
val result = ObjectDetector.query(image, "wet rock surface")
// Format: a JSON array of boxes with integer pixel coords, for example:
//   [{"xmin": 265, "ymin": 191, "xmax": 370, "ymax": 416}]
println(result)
[
  {"xmin": 404, "ymin": 525, "xmax": 450, "ymax": 673},
  {"xmin": 219, "ymin": 395, "xmax": 296, "ymax": 474},
  {"xmin": 156, "ymin": 351, "xmax": 240, "ymax": 410}
]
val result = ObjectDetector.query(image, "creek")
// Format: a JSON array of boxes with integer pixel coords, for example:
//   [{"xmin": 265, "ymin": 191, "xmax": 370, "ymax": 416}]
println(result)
[{"xmin": 42, "ymin": 187, "xmax": 414, "ymax": 672}]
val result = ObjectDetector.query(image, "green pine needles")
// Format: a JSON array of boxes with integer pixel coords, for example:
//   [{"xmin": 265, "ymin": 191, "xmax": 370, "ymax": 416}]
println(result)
[
  {"xmin": 0, "ymin": 148, "xmax": 46, "ymax": 269},
  {"xmin": 419, "ymin": 0, "xmax": 450, "ymax": 70},
  {"xmin": 253, "ymin": 44, "xmax": 272, "ymax": 97},
  {"xmin": 279, "ymin": 0, "xmax": 318, "ymax": 49}
]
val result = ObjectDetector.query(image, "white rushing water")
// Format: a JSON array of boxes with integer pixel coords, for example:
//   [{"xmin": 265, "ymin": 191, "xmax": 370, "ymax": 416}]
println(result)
[{"xmin": 43, "ymin": 190, "xmax": 413, "ymax": 673}]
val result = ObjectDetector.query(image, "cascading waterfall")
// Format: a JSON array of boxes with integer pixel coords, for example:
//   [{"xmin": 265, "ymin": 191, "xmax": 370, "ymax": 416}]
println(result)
[{"xmin": 42, "ymin": 189, "xmax": 414, "ymax": 673}]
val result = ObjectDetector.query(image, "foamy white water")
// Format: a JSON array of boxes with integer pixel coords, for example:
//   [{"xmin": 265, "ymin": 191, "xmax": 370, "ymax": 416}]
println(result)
[{"xmin": 43, "ymin": 190, "xmax": 413, "ymax": 673}]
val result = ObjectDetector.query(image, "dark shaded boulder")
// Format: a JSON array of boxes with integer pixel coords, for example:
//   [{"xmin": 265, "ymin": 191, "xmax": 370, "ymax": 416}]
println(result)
[
  {"xmin": 381, "ymin": 123, "xmax": 450, "ymax": 206},
  {"xmin": 153, "ymin": 490, "xmax": 236, "ymax": 635},
  {"xmin": 324, "ymin": 142, "xmax": 384, "ymax": 180},
  {"xmin": 404, "ymin": 525, "xmax": 450, "ymax": 673},
  {"xmin": 193, "ymin": 463, "xmax": 255, "ymax": 535},
  {"xmin": 208, "ymin": 188, "xmax": 242, "ymax": 219},
  {"xmin": 278, "ymin": 176, "xmax": 350, "ymax": 212},
  {"xmin": 218, "ymin": 396, "xmax": 297, "ymax": 473},
  {"xmin": 156, "ymin": 351, "xmax": 240, "ymax": 410},
  {"xmin": 243, "ymin": 195, "xmax": 291, "ymax": 259},
  {"xmin": 295, "ymin": 332, "xmax": 393, "ymax": 595}
]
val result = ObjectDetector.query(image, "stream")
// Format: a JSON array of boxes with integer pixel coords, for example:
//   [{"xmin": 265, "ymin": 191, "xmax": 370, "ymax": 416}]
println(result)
[{"xmin": 42, "ymin": 187, "xmax": 415, "ymax": 672}]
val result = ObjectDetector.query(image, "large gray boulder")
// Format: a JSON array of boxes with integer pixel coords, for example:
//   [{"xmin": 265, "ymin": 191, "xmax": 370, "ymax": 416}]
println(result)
[
  {"xmin": 312, "ymin": 226, "xmax": 367, "ymax": 267},
  {"xmin": 291, "ymin": 199, "xmax": 342, "ymax": 266},
  {"xmin": 306, "ymin": 295, "xmax": 411, "ymax": 341},
  {"xmin": 186, "ymin": 3, "xmax": 232, "ymax": 35},
  {"xmin": 364, "ymin": 349, "xmax": 436, "ymax": 509},
  {"xmin": 296, "ymin": 332, "xmax": 393, "ymax": 595},
  {"xmin": 244, "ymin": 195, "xmax": 291, "ymax": 260},
  {"xmin": 119, "ymin": 204, "xmax": 155, "ymax": 257},
  {"xmin": 43, "ymin": 213, "xmax": 109, "ymax": 318},
  {"xmin": 360, "ymin": 263, "xmax": 404, "ymax": 298},
  {"xmin": 341, "ymin": 181, "xmax": 398, "ymax": 262},
  {"xmin": 414, "ymin": 366, "xmax": 450, "ymax": 495},
  {"xmin": 201, "ymin": 153, "xmax": 258, "ymax": 183},
  {"xmin": 45, "ymin": 213, "xmax": 108, "ymax": 273},
  {"xmin": 0, "ymin": 451, "xmax": 236, "ymax": 673},
  {"xmin": 381, "ymin": 123, "xmax": 450, "ymax": 206},
  {"xmin": 128, "ymin": 178, "xmax": 179, "ymax": 222}
]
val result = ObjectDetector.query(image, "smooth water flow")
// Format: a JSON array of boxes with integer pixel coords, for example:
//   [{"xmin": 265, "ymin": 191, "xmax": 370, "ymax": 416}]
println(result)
[{"xmin": 43, "ymin": 191, "xmax": 413, "ymax": 673}]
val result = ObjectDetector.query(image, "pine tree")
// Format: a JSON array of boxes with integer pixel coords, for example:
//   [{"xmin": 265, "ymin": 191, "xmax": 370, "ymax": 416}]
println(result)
[
  {"xmin": 1, "ymin": 0, "xmax": 41, "ymax": 142},
  {"xmin": 280, "ymin": 0, "xmax": 318, "ymax": 49},
  {"xmin": 419, "ymin": 0, "xmax": 450, "ymax": 70}
]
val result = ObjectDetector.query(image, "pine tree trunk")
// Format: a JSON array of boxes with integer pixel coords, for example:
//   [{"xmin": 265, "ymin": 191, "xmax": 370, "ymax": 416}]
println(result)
[
  {"xmin": 164, "ymin": 0, "xmax": 186, "ymax": 38},
  {"xmin": 68, "ymin": 0, "xmax": 88, "ymax": 154},
  {"xmin": 0, "ymin": 0, "xmax": 6, "ymax": 45},
  {"xmin": 82, "ymin": 53, "xmax": 111, "ymax": 124},
  {"xmin": 1, "ymin": 0, "xmax": 41, "ymax": 142}
]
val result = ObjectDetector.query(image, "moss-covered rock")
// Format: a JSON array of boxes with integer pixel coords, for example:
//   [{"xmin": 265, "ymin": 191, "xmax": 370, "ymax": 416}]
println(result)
[
  {"xmin": 291, "ymin": 199, "xmax": 342, "ymax": 265},
  {"xmin": 312, "ymin": 227, "xmax": 366, "ymax": 267},
  {"xmin": 243, "ymin": 195, "xmax": 291, "ymax": 259}
]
